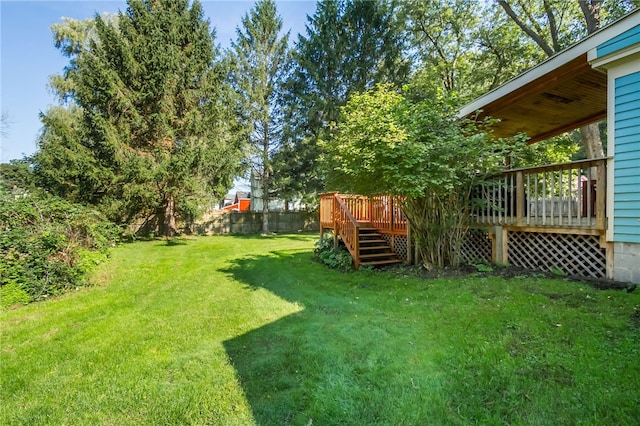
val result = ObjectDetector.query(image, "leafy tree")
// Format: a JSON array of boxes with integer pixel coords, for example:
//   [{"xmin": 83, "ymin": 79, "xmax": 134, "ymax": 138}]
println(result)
[
  {"xmin": 402, "ymin": 0, "xmax": 542, "ymax": 103},
  {"xmin": 33, "ymin": 0, "xmax": 243, "ymax": 236},
  {"xmin": 277, "ymin": 0, "xmax": 410, "ymax": 202},
  {"xmin": 0, "ymin": 159, "xmax": 35, "ymax": 192},
  {"xmin": 496, "ymin": 0, "xmax": 640, "ymax": 159},
  {"xmin": 226, "ymin": 0, "xmax": 290, "ymax": 233},
  {"xmin": 323, "ymin": 84, "xmax": 515, "ymax": 269}
]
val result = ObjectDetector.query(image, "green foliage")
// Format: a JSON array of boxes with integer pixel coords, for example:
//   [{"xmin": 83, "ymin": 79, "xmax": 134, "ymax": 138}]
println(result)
[
  {"xmin": 0, "ymin": 159, "xmax": 36, "ymax": 192},
  {"xmin": 33, "ymin": 0, "xmax": 243, "ymax": 236},
  {"xmin": 512, "ymin": 133, "xmax": 581, "ymax": 167},
  {"xmin": 402, "ymin": 0, "xmax": 542, "ymax": 103},
  {"xmin": 0, "ymin": 188, "xmax": 120, "ymax": 307},
  {"xmin": 313, "ymin": 235, "xmax": 353, "ymax": 271},
  {"xmin": 277, "ymin": 0, "xmax": 409, "ymax": 201},
  {"xmin": 474, "ymin": 263, "xmax": 494, "ymax": 273},
  {"xmin": 324, "ymin": 84, "xmax": 519, "ymax": 269},
  {"xmin": 226, "ymin": 0, "xmax": 291, "ymax": 232}
]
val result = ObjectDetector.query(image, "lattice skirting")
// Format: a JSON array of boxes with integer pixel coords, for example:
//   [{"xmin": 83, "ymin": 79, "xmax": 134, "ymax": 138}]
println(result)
[
  {"xmin": 507, "ymin": 231, "xmax": 606, "ymax": 278},
  {"xmin": 381, "ymin": 233, "xmax": 409, "ymax": 261},
  {"xmin": 459, "ymin": 229, "xmax": 492, "ymax": 264}
]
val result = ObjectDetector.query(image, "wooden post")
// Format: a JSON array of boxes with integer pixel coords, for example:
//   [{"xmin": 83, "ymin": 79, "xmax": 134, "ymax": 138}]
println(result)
[
  {"xmin": 353, "ymin": 226, "xmax": 360, "ymax": 268},
  {"xmin": 333, "ymin": 194, "xmax": 339, "ymax": 250},
  {"xmin": 407, "ymin": 221, "xmax": 413, "ymax": 264},
  {"xmin": 596, "ymin": 162, "xmax": 606, "ymax": 230},
  {"xmin": 390, "ymin": 196, "xmax": 395, "ymax": 232},
  {"xmin": 516, "ymin": 171, "xmax": 524, "ymax": 226}
]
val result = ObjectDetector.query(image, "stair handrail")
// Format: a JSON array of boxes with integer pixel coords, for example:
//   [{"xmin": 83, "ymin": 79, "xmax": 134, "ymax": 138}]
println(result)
[{"xmin": 334, "ymin": 194, "xmax": 361, "ymax": 267}]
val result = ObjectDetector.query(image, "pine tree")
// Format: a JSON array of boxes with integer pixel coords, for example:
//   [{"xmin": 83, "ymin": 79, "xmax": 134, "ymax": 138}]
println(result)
[
  {"xmin": 34, "ymin": 0, "xmax": 243, "ymax": 236},
  {"xmin": 277, "ymin": 0, "xmax": 409, "ymax": 201},
  {"xmin": 226, "ymin": 0, "xmax": 290, "ymax": 233}
]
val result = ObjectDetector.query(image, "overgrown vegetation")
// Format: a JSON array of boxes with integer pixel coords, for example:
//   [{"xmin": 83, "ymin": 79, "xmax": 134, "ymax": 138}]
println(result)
[
  {"xmin": 313, "ymin": 234, "xmax": 353, "ymax": 271},
  {"xmin": 2, "ymin": 235, "xmax": 638, "ymax": 424},
  {"xmin": 0, "ymin": 188, "xmax": 119, "ymax": 308}
]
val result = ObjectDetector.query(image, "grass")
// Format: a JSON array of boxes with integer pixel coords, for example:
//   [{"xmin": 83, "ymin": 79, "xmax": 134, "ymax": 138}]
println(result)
[{"xmin": 1, "ymin": 234, "xmax": 639, "ymax": 425}]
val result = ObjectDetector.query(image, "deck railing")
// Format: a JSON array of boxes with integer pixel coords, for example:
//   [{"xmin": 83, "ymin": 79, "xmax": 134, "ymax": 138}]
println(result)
[
  {"xmin": 471, "ymin": 158, "xmax": 607, "ymax": 230},
  {"xmin": 333, "ymin": 194, "xmax": 361, "ymax": 262},
  {"xmin": 319, "ymin": 193, "xmax": 407, "ymax": 234}
]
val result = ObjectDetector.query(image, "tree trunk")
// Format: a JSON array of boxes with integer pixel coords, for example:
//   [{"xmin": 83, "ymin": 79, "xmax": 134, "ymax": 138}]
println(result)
[
  {"xmin": 163, "ymin": 194, "xmax": 177, "ymax": 238},
  {"xmin": 580, "ymin": 122, "xmax": 605, "ymax": 159},
  {"xmin": 262, "ymin": 170, "xmax": 269, "ymax": 234}
]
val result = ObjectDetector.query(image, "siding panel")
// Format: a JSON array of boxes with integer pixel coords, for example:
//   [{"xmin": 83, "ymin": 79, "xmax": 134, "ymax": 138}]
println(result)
[
  {"xmin": 614, "ymin": 71, "xmax": 640, "ymax": 244},
  {"xmin": 598, "ymin": 26, "xmax": 640, "ymax": 57}
]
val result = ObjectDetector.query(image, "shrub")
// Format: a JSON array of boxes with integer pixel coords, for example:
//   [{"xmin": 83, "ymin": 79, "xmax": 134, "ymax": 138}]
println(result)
[
  {"xmin": 314, "ymin": 235, "xmax": 353, "ymax": 271},
  {"xmin": 0, "ymin": 188, "xmax": 120, "ymax": 307}
]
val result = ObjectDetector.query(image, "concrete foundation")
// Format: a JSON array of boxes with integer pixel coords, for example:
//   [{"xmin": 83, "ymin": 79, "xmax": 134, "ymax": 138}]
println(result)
[{"xmin": 613, "ymin": 242, "xmax": 640, "ymax": 284}]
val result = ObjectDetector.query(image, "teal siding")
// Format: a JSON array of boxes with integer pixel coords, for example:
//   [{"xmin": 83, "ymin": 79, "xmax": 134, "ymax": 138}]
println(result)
[
  {"xmin": 598, "ymin": 25, "xmax": 640, "ymax": 57},
  {"xmin": 614, "ymin": 71, "xmax": 640, "ymax": 244}
]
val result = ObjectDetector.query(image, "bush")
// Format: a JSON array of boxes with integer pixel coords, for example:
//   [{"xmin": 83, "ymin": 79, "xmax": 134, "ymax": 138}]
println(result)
[
  {"xmin": 0, "ymin": 188, "xmax": 120, "ymax": 307},
  {"xmin": 314, "ymin": 235, "xmax": 353, "ymax": 271}
]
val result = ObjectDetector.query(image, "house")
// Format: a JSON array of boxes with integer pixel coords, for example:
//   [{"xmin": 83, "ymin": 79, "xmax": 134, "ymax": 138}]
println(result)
[
  {"xmin": 320, "ymin": 9, "xmax": 640, "ymax": 283},
  {"xmin": 223, "ymin": 191, "xmax": 251, "ymax": 212},
  {"xmin": 458, "ymin": 9, "xmax": 640, "ymax": 283}
]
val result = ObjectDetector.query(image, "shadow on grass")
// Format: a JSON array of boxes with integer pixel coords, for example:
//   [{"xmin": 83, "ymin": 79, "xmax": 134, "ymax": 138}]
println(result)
[
  {"xmin": 220, "ymin": 249, "xmax": 640, "ymax": 425},
  {"xmin": 221, "ymin": 250, "xmax": 398, "ymax": 425}
]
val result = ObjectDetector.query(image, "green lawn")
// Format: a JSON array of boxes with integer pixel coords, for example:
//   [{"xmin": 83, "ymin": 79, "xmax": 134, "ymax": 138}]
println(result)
[{"xmin": 2, "ymin": 234, "xmax": 639, "ymax": 425}]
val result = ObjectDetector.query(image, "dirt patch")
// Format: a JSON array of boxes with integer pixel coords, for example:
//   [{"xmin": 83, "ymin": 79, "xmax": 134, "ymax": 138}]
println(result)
[{"xmin": 384, "ymin": 263, "xmax": 637, "ymax": 292}]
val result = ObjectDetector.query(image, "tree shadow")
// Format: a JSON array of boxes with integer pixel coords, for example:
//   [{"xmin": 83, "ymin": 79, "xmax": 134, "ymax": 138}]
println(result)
[{"xmin": 221, "ymin": 250, "xmax": 433, "ymax": 425}]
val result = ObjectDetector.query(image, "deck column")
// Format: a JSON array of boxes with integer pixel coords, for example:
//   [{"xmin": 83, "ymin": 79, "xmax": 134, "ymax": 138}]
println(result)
[{"xmin": 516, "ymin": 171, "xmax": 524, "ymax": 226}]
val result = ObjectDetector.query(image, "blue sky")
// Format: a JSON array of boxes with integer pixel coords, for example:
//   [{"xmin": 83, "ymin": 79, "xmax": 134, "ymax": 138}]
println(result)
[{"xmin": 0, "ymin": 0, "xmax": 316, "ymax": 164}]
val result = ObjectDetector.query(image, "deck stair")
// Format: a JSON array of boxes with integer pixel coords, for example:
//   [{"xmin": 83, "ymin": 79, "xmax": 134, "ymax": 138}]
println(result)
[{"xmin": 356, "ymin": 226, "xmax": 402, "ymax": 267}]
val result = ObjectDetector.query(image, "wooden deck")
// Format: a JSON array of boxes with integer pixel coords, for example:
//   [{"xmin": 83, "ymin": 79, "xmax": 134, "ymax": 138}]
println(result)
[
  {"xmin": 320, "ymin": 194, "xmax": 407, "ymax": 268},
  {"xmin": 320, "ymin": 158, "xmax": 610, "ymax": 276}
]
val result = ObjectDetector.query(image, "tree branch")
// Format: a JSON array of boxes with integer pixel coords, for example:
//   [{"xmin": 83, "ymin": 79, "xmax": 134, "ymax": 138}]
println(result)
[
  {"xmin": 543, "ymin": 0, "xmax": 561, "ymax": 52},
  {"xmin": 579, "ymin": 0, "xmax": 601, "ymax": 34},
  {"xmin": 498, "ymin": 0, "xmax": 555, "ymax": 57}
]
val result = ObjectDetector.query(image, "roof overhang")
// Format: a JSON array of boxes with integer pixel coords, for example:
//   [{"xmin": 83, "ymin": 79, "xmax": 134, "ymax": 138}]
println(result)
[{"xmin": 459, "ymin": 9, "xmax": 640, "ymax": 143}]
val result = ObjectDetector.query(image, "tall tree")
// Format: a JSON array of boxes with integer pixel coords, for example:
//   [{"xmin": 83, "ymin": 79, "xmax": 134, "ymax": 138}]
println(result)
[
  {"xmin": 402, "ymin": 0, "xmax": 542, "ymax": 102},
  {"xmin": 497, "ymin": 0, "xmax": 640, "ymax": 158},
  {"xmin": 226, "ymin": 0, "xmax": 290, "ymax": 233},
  {"xmin": 33, "ymin": 0, "xmax": 242, "ymax": 236},
  {"xmin": 277, "ymin": 0, "xmax": 409, "ymax": 201}
]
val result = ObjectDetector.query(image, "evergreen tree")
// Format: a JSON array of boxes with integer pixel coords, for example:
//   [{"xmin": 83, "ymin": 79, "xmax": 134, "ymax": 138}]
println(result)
[
  {"xmin": 277, "ymin": 0, "xmax": 409, "ymax": 201},
  {"xmin": 226, "ymin": 0, "xmax": 290, "ymax": 233},
  {"xmin": 33, "ymin": 0, "xmax": 243, "ymax": 236}
]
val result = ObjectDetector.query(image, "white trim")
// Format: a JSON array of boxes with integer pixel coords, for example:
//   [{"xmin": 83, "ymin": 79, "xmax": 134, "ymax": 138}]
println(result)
[
  {"xmin": 459, "ymin": 9, "xmax": 640, "ymax": 118},
  {"xmin": 590, "ymin": 45, "xmax": 640, "ymax": 70}
]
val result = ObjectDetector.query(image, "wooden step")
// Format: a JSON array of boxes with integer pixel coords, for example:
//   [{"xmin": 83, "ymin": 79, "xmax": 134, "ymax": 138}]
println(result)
[
  {"xmin": 359, "ymin": 245, "xmax": 391, "ymax": 251},
  {"xmin": 359, "ymin": 252, "xmax": 398, "ymax": 260},
  {"xmin": 360, "ymin": 258, "xmax": 403, "ymax": 266},
  {"xmin": 358, "ymin": 239, "xmax": 387, "ymax": 245}
]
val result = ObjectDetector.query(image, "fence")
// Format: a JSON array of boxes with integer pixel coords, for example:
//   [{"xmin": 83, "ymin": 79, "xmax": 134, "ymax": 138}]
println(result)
[{"xmin": 192, "ymin": 211, "xmax": 319, "ymax": 235}]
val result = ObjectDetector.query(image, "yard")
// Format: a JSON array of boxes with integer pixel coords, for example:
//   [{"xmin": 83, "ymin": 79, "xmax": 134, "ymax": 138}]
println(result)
[{"xmin": 1, "ymin": 234, "xmax": 639, "ymax": 425}]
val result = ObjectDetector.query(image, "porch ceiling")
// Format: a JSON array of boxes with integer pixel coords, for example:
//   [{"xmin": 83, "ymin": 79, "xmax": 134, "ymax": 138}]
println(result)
[{"xmin": 461, "ymin": 53, "xmax": 607, "ymax": 143}]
